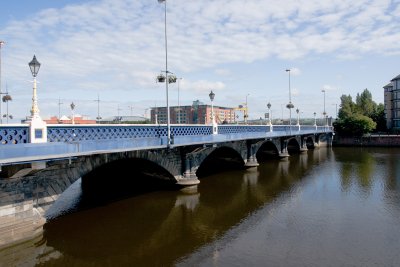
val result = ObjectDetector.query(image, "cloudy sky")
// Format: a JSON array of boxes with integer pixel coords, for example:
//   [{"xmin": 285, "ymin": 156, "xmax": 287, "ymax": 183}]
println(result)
[{"xmin": 0, "ymin": 0, "xmax": 399, "ymax": 122}]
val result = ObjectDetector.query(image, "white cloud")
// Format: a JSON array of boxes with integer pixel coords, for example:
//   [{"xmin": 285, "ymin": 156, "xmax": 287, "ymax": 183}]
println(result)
[{"xmin": 0, "ymin": 0, "xmax": 398, "ymax": 119}]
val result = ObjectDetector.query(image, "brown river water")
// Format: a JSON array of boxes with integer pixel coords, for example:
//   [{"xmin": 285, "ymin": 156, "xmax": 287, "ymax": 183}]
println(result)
[{"xmin": 1, "ymin": 147, "xmax": 400, "ymax": 266}]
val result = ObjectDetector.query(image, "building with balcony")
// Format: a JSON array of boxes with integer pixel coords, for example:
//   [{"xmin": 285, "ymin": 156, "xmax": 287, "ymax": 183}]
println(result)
[
  {"xmin": 150, "ymin": 100, "xmax": 236, "ymax": 124},
  {"xmin": 383, "ymin": 74, "xmax": 400, "ymax": 129}
]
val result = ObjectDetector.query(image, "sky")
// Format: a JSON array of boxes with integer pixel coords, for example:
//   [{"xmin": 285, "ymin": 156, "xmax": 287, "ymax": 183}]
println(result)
[{"xmin": 0, "ymin": 0, "xmax": 399, "ymax": 123}]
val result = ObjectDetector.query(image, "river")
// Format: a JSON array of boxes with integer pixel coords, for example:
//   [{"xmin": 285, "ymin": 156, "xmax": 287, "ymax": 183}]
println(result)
[{"xmin": 1, "ymin": 147, "xmax": 400, "ymax": 266}]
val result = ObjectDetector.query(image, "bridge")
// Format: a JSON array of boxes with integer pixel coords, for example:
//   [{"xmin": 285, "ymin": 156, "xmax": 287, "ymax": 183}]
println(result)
[{"xmin": 0, "ymin": 123, "xmax": 332, "ymax": 248}]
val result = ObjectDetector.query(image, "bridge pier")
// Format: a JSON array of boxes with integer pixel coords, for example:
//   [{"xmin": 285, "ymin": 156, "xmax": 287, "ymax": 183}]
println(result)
[
  {"xmin": 278, "ymin": 138, "xmax": 290, "ymax": 159},
  {"xmin": 245, "ymin": 141, "xmax": 259, "ymax": 168},
  {"xmin": 177, "ymin": 155, "xmax": 200, "ymax": 187},
  {"xmin": 299, "ymin": 136, "xmax": 308, "ymax": 153}
]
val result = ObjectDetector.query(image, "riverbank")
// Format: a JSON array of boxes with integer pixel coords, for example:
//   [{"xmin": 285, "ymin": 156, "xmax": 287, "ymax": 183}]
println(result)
[{"xmin": 333, "ymin": 134, "xmax": 400, "ymax": 147}]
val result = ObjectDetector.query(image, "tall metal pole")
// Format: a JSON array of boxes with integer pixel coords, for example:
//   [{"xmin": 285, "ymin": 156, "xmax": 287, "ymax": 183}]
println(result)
[
  {"xmin": 322, "ymin": 89, "xmax": 327, "ymax": 126},
  {"xmin": 0, "ymin": 41, "xmax": 5, "ymax": 124},
  {"xmin": 158, "ymin": 0, "xmax": 170, "ymax": 146},
  {"xmin": 94, "ymin": 94, "xmax": 101, "ymax": 122},
  {"xmin": 286, "ymin": 69, "xmax": 294, "ymax": 134}
]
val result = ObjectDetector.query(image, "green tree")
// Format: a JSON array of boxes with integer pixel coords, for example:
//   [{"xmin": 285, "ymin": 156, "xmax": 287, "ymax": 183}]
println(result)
[
  {"xmin": 370, "ymin": 103, "xmax": 386, "ymax": 132},
  {"xmin": 334, "ymin": 114, "xmax": 376, "ymax": 136},
  {"xmin": 355, "ymin": 89, "xmax": 375, "ymax": 117},
  {"xmin": 338, "ymin": 94, "xmax": 355, "ymax": 119}
]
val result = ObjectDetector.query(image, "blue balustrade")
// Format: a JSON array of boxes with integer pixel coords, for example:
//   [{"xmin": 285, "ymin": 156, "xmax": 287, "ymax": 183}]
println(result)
[
  {"xmin": 218, "ymin": 125, "xmax": 268, "ymax": 134},
  {"xmin": 0, "ymin": 124, "xmax": 332, "ymax": 146},
  {"xmin": 0, "ymin": 125, "xmax": 29, "ymax": 145}
]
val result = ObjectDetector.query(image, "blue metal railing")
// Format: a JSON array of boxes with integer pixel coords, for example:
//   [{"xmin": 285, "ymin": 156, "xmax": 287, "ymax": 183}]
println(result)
[
  {"xmin": 0, "ymin": 124, "xmax": 332, "ymax": 145},
  {"xmin": 0, "ymin": 125, "xmax": 29, "ymax": 145}
]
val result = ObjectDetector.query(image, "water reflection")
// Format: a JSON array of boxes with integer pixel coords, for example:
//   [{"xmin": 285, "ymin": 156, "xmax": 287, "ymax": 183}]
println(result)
[{"xmin": 2, "ymin": 147, "xmax": 400, "ymax": 266}]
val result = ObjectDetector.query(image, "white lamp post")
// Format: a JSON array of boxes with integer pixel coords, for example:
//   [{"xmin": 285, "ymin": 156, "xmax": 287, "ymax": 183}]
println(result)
[
  {"xmin": 296, "ymin": 108, "xmax": 300, "ymax": 126},
  {"xmin": 313, "ymin": 112, "xmax": 317, "ymax": 127},
  {"xmin": 267, "ymin": 102, "xmax": 272, "ymax": 132},
  {"xmin": 28, "ymin": 55, "xmax": 47, "ymax": 143},
  {"xmin": 29, "ymin": 55, "xmax": 41, "ymax": 119},
  {"xmin": 209, "ymin": 90, "xmax": 218, "ymax": 134}
]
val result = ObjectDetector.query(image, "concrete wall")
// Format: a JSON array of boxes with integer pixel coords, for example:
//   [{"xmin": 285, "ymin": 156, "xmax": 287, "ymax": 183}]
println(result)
[{"xmin": 333, "ymin": 135, "xmax": 400, "ymax": 147}]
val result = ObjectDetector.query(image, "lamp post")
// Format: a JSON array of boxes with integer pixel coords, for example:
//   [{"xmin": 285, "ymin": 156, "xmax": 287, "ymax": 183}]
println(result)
[
  {"xmin": 267, "ymin": 102, "xmax": 272, "ymax": 125},
  {"xmin": 313, "ymin": 112, "xmax": 317, "ymax": 127},
  {"xmin": 29, "ymin": 55, "xmax": 41, "ymax": 119},
  {"xmin": 286, "ymin": 69, "xmax": 294, "ymax": 133},
  {"xmin": 28, "ymin": 55, "xmax": 47, "ymax": 143},
  {"xmin": 58, "ymin": 98, "xmax": 63, "ymax": 122},
  {"xmin": 296, "ymin": 108, "xmax": 300, "ymax": 126},
  {"xmin": 322, "ymin": 89, "xmax": 327, "ymax": 126},
  {"xmin": 244, "ymin": 93, "xmax": 249, "ymax": 124},
  {"xmin": 0, "ymin": 41, "xmax": 4, "ymax": 124},
  {"xmin": 95, "ymin": 94, "xmax": 101, "ymax": 122},
  {"xmin": 209, "ymin": 90, "xmax": 218, "ymax": 134},
  {"xmin": 70, "ymin": 102, "xmax": 75, "ymax": 124},
  {"xmin": 157, "ymin": 0, "xmax": 172, "ymax": 146}
]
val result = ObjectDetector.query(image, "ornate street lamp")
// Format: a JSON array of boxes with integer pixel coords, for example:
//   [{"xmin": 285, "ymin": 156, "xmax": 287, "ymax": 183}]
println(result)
[
  {"xmin": 313, "ymin": 112, "xmax": 317, "ymax": 127},
  {"xmin": 209, "ymin": 90, "xmax": 218, "ymax": 134},
  {"xmin": 28, "ymin": 55, "xmax": 47, "ymax": 143},
  {"xmin": 70, "ymin": 102, "xmax": 75, "ymax": 124},
  {"xmin": 29, "ymin": 55, "xmax": 41, "ymax": 119},
  {"xmin": 267, "ymin": 102, "xmax": 272, "ymax": 126}
]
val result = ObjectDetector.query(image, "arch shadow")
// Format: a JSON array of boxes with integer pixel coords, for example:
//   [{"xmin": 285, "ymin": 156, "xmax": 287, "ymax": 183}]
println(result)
[{"xmin": 196, "ymin": 146, "xmax": 245, "ymax": 178}]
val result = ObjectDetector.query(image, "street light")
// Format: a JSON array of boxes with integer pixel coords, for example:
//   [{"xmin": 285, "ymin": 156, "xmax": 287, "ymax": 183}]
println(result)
[
  {"xmin": 244, "ymin": 93, "xmax": 250, "ymax": 124},
  {"xmin": 296, "ymin": 108, "xmax": 300, "ymax": 126},
  {"xmin": 70, "ymin": 102, "xmax": 75, "ymax": 124},
  {"xmin": 28, "ymin": 55, "xmax": 41, "ymax": 119},
  {"xmin": 313, "ymin": 112, "xmax": 317, "ymax": 127},
  {"xmin": 158, "ymin": 0, "xmax": 173, "ymax": 146},
  {"xmin": 95, "ymin": 94, "xmax": 102, "ymax": 122},
  {"xmin": 322, "ymin": 89, "xmax": 327, "ymax": 126},
  {"xmin": 286, "ymin": 69, "xmax": 294, "ymax": 130},
  {"xmin": 0, "ymin": 40, "xmax": 4, "ymax": 124},
  {"xmin": 267, "ymin": 102, "xmax": 272, "ymax": 126},
  {"xmin": 209, "ymin": 90, "xmax": 218, "ymax": 134}
]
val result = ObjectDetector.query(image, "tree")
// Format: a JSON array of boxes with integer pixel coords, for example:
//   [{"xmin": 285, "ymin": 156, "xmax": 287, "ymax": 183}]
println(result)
[
  {"xmin": 334, "ymin": 114, "xmax": 376, "ymax": 136},
  {"xmin": 338, "ymin": 94, "xmax": 355, "ymax": 119},
  {"xmin": 335, "ymin": 89, "xmax": 382, "ymax": 136},
  {"xmin": 355, "ymin": 89, "xmax": 375, "ymax": 117}
]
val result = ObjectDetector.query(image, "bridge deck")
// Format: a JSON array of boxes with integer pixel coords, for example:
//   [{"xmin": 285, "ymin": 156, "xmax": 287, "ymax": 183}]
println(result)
[{"xmin": 0, "ymin": 124, "xmax": 332, "ymax": 166}]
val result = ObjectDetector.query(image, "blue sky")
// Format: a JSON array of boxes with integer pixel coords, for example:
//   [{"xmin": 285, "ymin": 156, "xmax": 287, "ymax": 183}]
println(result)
[{"xmin": 0, "ymin": 0, "xmax": 399, "ymax": 122}]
